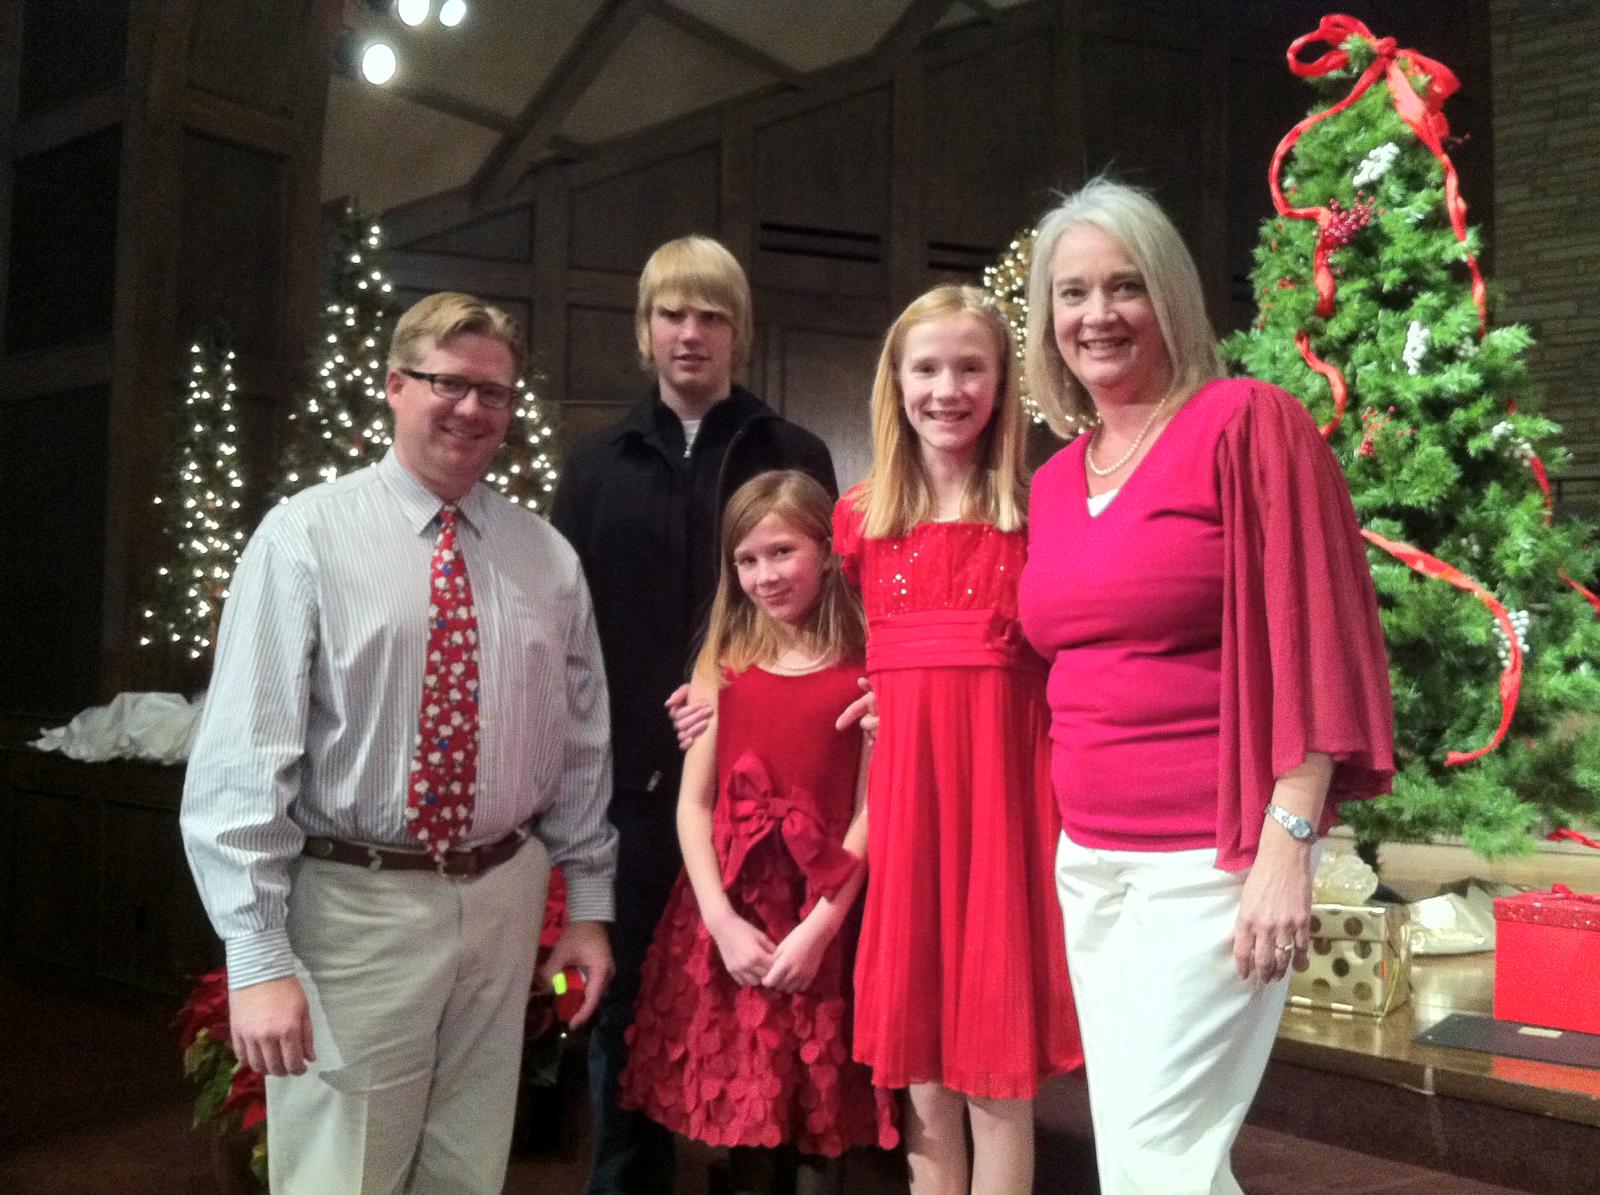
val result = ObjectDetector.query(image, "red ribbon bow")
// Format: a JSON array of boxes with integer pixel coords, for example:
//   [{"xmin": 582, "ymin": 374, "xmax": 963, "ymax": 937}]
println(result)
[
  {"xmin": 721, "ymin": 753, "xmax": 859, "ymax": 899},
  {"xmin": 1548, "ymin": 883, "xmax": 1600, "ymax": 904}
]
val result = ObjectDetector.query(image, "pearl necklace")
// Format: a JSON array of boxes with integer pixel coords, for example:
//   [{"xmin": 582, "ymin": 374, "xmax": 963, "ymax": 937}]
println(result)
[{"xmin": 1085, "ymin": 395, "xmax": 1171, "ymax": 478}]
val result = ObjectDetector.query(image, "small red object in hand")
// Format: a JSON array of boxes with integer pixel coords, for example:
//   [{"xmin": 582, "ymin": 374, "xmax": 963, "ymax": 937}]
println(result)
[{"xmin": 551, "ymin": 966, "xmax": 586, "ymax": 1023}]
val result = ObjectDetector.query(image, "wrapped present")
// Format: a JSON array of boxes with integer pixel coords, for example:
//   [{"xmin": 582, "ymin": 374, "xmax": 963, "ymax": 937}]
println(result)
[
  {"xmin": 1493, "ymin": 884, "xmax": 1600, "ymax": 1034},
  {"xmin": 1289, "ymin": 902, "xmax": 1411, "ymax": 1017}
]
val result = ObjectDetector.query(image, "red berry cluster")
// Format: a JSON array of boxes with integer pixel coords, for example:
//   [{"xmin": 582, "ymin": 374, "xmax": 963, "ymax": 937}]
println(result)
[
  {"xmin": 1321, "ymin": 196, "xmax": 1376, "ymax": 250},
  {"xmin": 1357, "ymin": 404, "xmax": 1414, "ymax": 458}
]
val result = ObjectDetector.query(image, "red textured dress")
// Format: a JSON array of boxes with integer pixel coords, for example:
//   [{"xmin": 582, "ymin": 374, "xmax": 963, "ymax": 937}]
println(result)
[
  {"xmin": 619, "ymin": 662, "xmax": 898, "ymax": 1155},
  {"xmin": 835, "ymin": 493, "xmax": 1082, "ymax": 1099}
]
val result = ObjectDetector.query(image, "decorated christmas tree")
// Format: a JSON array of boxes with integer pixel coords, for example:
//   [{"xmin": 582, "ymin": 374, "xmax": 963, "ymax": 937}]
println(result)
[
  {"xmin": 140, "ymin": 323, "xmax": 248, "ymax": 659},
  {"xmin": 275, "ymin": 203, "xmax": 560, "ymax": 512},
  {"xmin": 272, "ymin": 203, "xmax": 397, "ymax": 501},
  {"xmin": 1224, "ymin": 16, "xmax": 1600, "ymax": 857}
]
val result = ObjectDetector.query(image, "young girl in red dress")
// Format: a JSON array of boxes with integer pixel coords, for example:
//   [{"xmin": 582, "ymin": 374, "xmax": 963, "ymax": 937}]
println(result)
[
  {"xmin": 836, "ymin": 285, "xmax": 1082, "ymax": 1193},
  {"xmin": 620, "ymin": 470, "xmax": 896, "ymax": 1194}
]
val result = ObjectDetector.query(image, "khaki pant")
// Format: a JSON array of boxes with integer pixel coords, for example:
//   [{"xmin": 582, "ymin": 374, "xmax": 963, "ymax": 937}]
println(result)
[{"xmin": 266, "ymin": 837, "xmax": 550, "ymax": 1194}]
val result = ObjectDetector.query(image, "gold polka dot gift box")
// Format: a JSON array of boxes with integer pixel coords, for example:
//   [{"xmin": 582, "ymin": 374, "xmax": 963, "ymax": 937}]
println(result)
[{"xmin": 1288, "ymin": 903, "xmax": 1413, "ymax": 1018}]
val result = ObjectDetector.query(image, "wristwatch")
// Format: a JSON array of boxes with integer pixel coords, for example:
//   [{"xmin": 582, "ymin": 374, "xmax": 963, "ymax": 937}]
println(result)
[{"xmin": 1265, "ymin": 803, "xmax": 1316, "ymax": 843}]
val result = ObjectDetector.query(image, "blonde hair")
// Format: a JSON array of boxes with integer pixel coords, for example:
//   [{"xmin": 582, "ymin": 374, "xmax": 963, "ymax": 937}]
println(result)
[
  {"xmin": 1023, "ymin": 177, "xmax": 1222, "ymax": 436},
  {"xmin": 694, "ymin": 471, "xmax": 865, "ymax": 685},
  {"xmin": 388, "ymin": 291, "xmax": 525, "ymax": 376},
  {"xmin": 635, "ymin": 235, "xmax": 753, "ymax": 375},
  {"xmin": 856, "ymin": 285, "xmax": 1028, "ymax": 538}
]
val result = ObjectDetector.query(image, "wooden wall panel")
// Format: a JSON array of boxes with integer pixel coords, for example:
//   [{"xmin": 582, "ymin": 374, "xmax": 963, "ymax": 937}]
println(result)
[
  {"xmin": 177, "ymin": 131, "xmax": 288, "ymax": 362},
  {"xmin": 756, "ymin": 87, "xmax": 892, "ymax": 241},
  {"xmin": 567, "ymin": 305, "xmax": 642, "ymax": 407},
  {"xmin": 923, "ymin": 36, "xmax": 1057, "ymax": 269},
  {"xmin": 1081, "ymin": 36, "xmax": 1206, "ymax": 246},
  {"xmin": 569, "ymin": 146, "xmax": 720, "ymax": 274},
  {"xmin": 412, "ymin": 207, "xmax": 535, "ymax": 262},
  {"xmin": 0, "ymin": 385, "xmax": 108, "ymax": 715},
  {"xmin": 778, "ymin": 329, "xmax": 880, "ymax": 491},
  {"xmin": 4, "ymin": 128, "xmax": 120, "ymax": 355},
  {"xmin": 16, "ymin": 0, "xmax": 128, "ymax": 120},
  {"xmin": 186, "ymin": 0, "xmax": 310, "ymax": 117},
  {"xmin": 1224, "ymin": 53, "xmax": 1311, "ymax": 334}
]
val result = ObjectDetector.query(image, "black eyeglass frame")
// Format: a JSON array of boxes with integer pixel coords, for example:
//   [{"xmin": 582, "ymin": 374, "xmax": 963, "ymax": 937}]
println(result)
[{"xmin": 400, "ymin": 368, "xmax": 518, "ymax": 410}]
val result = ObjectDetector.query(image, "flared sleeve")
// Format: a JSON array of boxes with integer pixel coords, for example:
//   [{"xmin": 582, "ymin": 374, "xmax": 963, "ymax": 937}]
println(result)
[
  {"xmin": 1215, "ymin": 381, "xmax": 1395, "ymax": 870},
  {"xmin": 832, "ymin": 487, "xmax": 867, "ymax": 588}
]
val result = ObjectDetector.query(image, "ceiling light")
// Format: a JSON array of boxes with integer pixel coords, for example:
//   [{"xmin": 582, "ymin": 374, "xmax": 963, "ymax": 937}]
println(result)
[
  {"xmin": 361, "ymin": 41, "xmax": 397, "ymax": 85},
  {"xmin": 396, "ymin": 0, "xmax": 430, "ymax": 26},
  {"xmin": 438, "ymin": 0, "xmax": 466, "ymax": 27}
]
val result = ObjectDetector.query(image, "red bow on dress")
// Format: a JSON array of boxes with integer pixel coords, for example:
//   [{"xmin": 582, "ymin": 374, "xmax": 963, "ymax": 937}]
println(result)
[{"xmin": 721, "ymin": 752, "xmax": 860, "ymax": 900}]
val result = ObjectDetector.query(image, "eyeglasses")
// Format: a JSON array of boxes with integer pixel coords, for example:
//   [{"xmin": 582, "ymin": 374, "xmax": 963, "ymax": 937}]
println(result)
[{"xmin": 400, "ymin": 368, "xmax": 517, "ymax": 410}]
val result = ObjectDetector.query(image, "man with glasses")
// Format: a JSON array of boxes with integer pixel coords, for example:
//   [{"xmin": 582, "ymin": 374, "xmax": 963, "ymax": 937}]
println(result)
[
  {"xmin": 182, "ymin": 292, "xmax": 617, "ymax": 1193},
  {"xmin": 552, "ymin": 236, "xmax": 835, "ymax": 1194}
]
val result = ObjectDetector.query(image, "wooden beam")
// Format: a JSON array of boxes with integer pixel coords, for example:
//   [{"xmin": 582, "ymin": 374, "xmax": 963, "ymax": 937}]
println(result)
[
  {"xmin": 9, "ymin": 86, "xmax": 124, "ymax": 160},
  {"xmin": 387, "ymin": 78, "xmax": 514, "ymax": 134},
  {"xmin": 387, "ymin": 248, "xmax": 539, "ymax": 298},
  {"xmin": 0, "ymin": 340, "xmax": 117, "ymax": 403},
  {"xmin": 472, "ymin": 0, "xmax": 649, "ymax": 207},
  {"xmin": 887, "ymin": 58, "xmax": 924, "ymax": 310},
  {"xmin": 647, "ymin": 2, "xmax": 802, "ymax": 88},
  {"xmin": 871, "ymin": 0, "xmax": 953, "ymax": 72},
  {"xmin": 1051, "ymin": 0, "xmax": 1087, "ymax": 191},
  {"xmin": 180, "ymin": 87, "xmax": 298, "ymax": 156}
]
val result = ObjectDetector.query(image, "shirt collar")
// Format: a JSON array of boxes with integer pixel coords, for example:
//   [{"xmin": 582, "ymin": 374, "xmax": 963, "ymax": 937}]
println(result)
[{"xmin": 378, "ymin": 449, "xmax": 488, "ymax": 536}]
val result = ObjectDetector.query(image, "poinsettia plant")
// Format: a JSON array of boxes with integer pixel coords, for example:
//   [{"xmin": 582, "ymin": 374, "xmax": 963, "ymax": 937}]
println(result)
[
  {"xmin": 175, "ymin": 968, "xmax": 268, "ymax": 1188},
  {"xmin": 175, "ymin": 866, "xmax": 577, "ymax": 1184}
]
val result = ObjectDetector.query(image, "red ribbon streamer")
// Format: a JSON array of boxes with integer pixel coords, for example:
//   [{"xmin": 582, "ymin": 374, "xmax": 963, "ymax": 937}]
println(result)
[
  {"xmin": 1269, "ymin": 14, "xmax": 1488, "ymax": 334},
  {"xmin": 1549, "ymin": 829, "xmax": 1600, "ymax": 851},
  {"xmin": 1361, "ymin": 529, "xmax": 1521, "ymax": 765},
  {"xmin": 1526, "ymin": 449, "xmax": 1600, "ymax": 614},
  {"xmin": 1295, "ymin": 330, "xmax": 1349, "ymax": 435}
]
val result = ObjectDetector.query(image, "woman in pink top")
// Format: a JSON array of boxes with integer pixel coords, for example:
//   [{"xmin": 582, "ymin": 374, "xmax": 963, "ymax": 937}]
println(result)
[{"xmin": 1016, "ymin": 178, "xmax": 1394, "ymax": 1195}]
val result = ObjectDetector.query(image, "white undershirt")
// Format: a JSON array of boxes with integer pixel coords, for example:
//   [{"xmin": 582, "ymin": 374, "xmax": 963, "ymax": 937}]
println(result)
[
  {"xmin": 1087, "ymin": 486, "xmax": 1121, "ymax": 517},
  {"xmin": 681, "ymin": 419, "xmax": 702, "ymax": 456}
]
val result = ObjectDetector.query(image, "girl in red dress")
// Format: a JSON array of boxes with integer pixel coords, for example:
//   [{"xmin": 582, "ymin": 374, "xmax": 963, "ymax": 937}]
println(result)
[
  {"xmin": 836, "ymin": 285, "xmax": 1081, "ymax": 1194},
  {"xmin": 620, "ymin": 470, "xmax": 896, "ymax": 1193}
]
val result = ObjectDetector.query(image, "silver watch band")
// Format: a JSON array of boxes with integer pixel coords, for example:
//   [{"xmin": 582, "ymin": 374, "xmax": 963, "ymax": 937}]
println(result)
[{"xmin": 1265, "ymin": 802, "xmax": 1316, "ymax": 843}]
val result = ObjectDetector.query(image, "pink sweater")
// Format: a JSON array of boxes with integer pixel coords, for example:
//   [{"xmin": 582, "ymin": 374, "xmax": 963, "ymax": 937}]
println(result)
[{"xmin": 1019, "ymin": 378, "xmax": 1395, "ymax": 868}]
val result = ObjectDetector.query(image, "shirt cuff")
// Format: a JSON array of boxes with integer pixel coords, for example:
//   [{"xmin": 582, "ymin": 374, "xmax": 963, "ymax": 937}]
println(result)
[
  {"xmin": 561, "ymin": 873, "xmax": 615, "ymax": 925},
  {"xmin": 224, "ymin": 928, "xmax": 298, "ymax": 989}
]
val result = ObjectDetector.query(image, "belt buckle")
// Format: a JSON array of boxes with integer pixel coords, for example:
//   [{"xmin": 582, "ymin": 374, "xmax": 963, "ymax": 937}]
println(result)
[{"xmin": 439, "ymin": 848, "xmax": 477, "ymax": 877}]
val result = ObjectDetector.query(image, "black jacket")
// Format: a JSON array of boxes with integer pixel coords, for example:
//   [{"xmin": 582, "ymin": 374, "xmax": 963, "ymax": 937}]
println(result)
[{"xmin": 551, "ymin": 386, "xmax": 837, "ymax": 795}]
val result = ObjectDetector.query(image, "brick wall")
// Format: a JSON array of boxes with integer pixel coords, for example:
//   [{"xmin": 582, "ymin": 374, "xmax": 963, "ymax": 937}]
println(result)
[{"xmin": 1491, "ymin": 0, "xmax": 1600, "ymax": 522}]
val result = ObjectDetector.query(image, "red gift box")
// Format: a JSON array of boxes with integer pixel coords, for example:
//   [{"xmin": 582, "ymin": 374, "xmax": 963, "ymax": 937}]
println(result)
[{"xmin": 1493, "ymin": 884, "xmax": 1600, "ymax": 1035}]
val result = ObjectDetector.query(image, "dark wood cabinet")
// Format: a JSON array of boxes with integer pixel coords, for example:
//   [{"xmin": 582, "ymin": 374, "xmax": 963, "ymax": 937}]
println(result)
[{"xmin": 0, "ymin": 748, "xmax": 218, "ymax": 997}]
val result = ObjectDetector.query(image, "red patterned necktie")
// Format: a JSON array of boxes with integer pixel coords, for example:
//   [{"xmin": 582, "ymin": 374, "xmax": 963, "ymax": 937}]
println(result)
[{"xmin": 406, "ymin": 504, "xmax": 480, "ymax": 859}]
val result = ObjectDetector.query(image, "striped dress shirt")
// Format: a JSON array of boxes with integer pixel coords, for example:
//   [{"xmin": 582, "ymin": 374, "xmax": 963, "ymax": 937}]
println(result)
[{"xmin": 181, "ymin": 451, "xmax": 616, "ymax": 989}]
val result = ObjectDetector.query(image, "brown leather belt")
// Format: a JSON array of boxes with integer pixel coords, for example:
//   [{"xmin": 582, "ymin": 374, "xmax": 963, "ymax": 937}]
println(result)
[{"xmin": 302, "ymin": 830, "xmax": 528, "ymax": 877}]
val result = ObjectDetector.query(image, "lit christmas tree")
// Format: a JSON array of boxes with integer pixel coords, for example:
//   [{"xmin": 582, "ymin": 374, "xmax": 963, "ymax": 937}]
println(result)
[
  {"xmin": 272, "ymin": 203, "xmax": 397, "ymax": 500},
  {"xmin": 982, "ymin": 229, "xmax": 1053, "ymax": 428},
  {"xmin": 1224, "ymin": 16, "xmax": 1600, "ymax": 857},
  {"xmin": 141, "ymin": 323, "xmax": 247, "ymax": 659},
  {"xmin": 275, "ymin": 203, "xmax": 560, "ymax": 512}
]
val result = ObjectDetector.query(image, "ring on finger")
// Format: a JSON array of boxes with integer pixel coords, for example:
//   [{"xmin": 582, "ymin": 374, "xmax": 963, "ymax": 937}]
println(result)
[{"xmin": 1275, "ymin": 942, "xmax": 1295, "ymax": 954}]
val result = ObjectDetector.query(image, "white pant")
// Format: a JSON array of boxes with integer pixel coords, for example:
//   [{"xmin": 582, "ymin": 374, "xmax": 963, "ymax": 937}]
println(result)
[
  {"xmin": 266, "ymin": 836, "xmax": 550, "ymax": 1194},
  {"xmin": 1055, "ymin": 833, "xmax": 1301, "ymax": 1195}
]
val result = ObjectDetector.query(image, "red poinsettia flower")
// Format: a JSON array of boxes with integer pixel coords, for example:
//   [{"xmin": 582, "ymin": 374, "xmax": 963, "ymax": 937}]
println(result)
[
  {"xmin": 223, "ymin": 1065, "xmax": 268, "ymax": 1130},
  {"xmin": 176, "ymin": 968, "xmax": 231, "ymax": 1050}
]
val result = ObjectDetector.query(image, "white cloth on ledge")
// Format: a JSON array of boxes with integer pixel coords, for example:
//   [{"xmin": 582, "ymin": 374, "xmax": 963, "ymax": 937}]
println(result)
[{"xmin": 32, "ymin": 691, "xmax": 205, "ymax": 764}]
